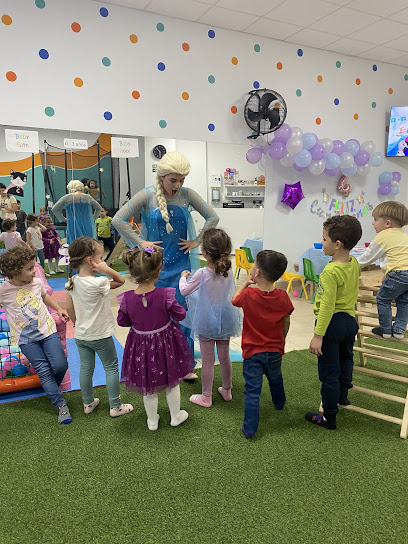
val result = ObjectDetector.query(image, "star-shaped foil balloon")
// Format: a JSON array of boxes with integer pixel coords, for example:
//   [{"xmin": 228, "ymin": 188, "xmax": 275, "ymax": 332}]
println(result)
[{"xmin": 281, "ymin": 181, "xmax": 304, "ymax": 210}]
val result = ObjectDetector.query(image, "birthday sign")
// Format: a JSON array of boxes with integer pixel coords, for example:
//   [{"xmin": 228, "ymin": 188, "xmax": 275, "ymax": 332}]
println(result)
[
  {"xmin": 5, "ymin": 129, "xmax": 39, "ymax": 153},
  {"xmin": 310, "ymin": 189, "xmax": 373, "ymax": 220},
  {"xmin": 111, "ymin": 137, "xmax": 139, "ymax": 158}
]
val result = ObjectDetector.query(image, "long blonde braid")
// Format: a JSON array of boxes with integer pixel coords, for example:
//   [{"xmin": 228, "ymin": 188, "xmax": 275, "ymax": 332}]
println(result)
[{"xmin": 155, "ymin": 151, "xmax": 191, "ymax": 234}]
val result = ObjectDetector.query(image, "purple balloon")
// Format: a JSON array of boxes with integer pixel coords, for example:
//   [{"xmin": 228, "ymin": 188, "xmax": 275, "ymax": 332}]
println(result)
[
  {"xmin": 281, "ymin": 181, "xmax": 304, "ymax": 210},
  {"xmin": 392, "ymin": 171, "xmax": 402, "ymax": 182},
  {"xmin": 354, "ymin": 150, "xmax": 370, "ymax": 166},
  {"xmin": 246, "ymin": 147, "xmax": 263, "ymax": 164},
  {"xmin": 310, "ymin": 144, "xmax": 325, "ymax": 161},
  {"xmin": 332, "ymin": 140, "xmax": 345, "ymax": 156},
  {"xmin": 324, "ymin": 166, "xmax": 340, "ymax": 177},
  {"xmin": 293, "ymin": 164, "xmax": 307, "ymax": 172},
  {"xmin": 273, "ymin": 123, "xmax": 292, "ymax": 144},
  {"xmin": 269, "ymin": 141, "xmax": 286, "ymax": 160},
  {"xmin": 379, "ymin": 183, "xmax": 392, "ymax": 196}
]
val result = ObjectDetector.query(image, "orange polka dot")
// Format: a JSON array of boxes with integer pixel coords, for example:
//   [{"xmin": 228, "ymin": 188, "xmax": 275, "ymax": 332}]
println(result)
[
  {"xmin": 182, "ymin": 92, "xmax": 189, "ymax": 100},
  {"xmin": 129, "ymin": 34, "xmax": 138, "ymax": 44},
  {"xmin": 389, "ymin": 88, "xmax": 393, "ymax": 94},
  {"xmin": 6, "ymin": 71, "xmax": 16, "ymax": 82},
  {"xmin": 1, "ymin": 14, "xmax": 12, "ymax": 25},
  {"xmin": 277, "ymin": 62, "xmax": 283, "ymax": 70},
  {"xmin": 354, "ymin": 113, "xmax": 359, "ymax": 120},
  {"xmin": 74, "ymin": 77, "xmax": 83, "ymax": 87},
  {"xmin": 182, "ymin": 42, "xmax": 190, "ymax": 52},
  {"xmin": 356, "ymin": 78, "xmax": 360, "ymax": 85},
  {"xmin": 132, "ymin": 90, "xmax": 140, "ymax": 99},
  {"xmin": 231, "ymin": 57, "xmax": 238, "ymax": 65},
  {"xmin": 71, "ymin": 22, "xmax": 81, "ymax": 33},
  {"xmin": 316, "ymin": 118, "xmax": 321, "ymax": 125},
  {"xmin": 317, "ymin": 75, "xmax": 323, "ymax": 83},
  {"xmin": 231, "ymin": 106, "xmax": 237, "ymax": 114}
]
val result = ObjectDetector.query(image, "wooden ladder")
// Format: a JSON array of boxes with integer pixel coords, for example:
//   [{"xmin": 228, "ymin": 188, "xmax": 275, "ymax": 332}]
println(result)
[
  {"xmin": 106, "ymin": 223, "xmax": 141, "ymax": 267},
  {"xmin": 345, "ymin": 284, "xmax": 408, "ymax": 438}
]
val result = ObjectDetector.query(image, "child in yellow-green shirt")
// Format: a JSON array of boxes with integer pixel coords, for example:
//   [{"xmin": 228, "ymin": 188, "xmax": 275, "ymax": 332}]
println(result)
[
  {"xmin": 306, "ymin": 215, "xmax": 362, "ymax": 430},
  {"xmin": 95, "ymin": 205, "xmax": 115, "ymax": 260},
  {"xmin": 357, "ymin": 202, "xmax": 408, "ymax": 340}
]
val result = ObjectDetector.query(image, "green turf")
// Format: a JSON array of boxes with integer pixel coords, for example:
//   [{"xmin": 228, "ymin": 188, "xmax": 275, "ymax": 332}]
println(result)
[{"xmin": 1, "ymin": 350, "xmax": 407, "ymax": 544}]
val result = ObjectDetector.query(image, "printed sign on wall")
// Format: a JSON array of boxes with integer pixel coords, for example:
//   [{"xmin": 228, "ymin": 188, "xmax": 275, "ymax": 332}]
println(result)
[
  {"xmin": 64, "ymin": 138, "xmax": 88, "ymax": 149},
  {"xmin": 111, "ymin": 137, "xmax": 139, "ymax": 158},
  {"xmin": 5, "ymin": 129, "xmax": 40, "ymax": 153}
]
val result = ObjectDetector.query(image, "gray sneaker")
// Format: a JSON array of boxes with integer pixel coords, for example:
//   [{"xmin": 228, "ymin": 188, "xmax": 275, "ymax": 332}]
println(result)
[{"xmin": 58, "ymin": 404, "xmax": 72, "ymax": 424}]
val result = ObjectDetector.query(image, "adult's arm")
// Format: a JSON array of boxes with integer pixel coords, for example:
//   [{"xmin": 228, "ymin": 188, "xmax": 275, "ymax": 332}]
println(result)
[
  {"xmin": 187, "ymin": 188, "xmax": 219, "ymax": 243},
  {"xmin": 51, "ymin": 194, "xmax": 68, "ymax": 222},
  {"xmin": 111, "ymin": 190, "xmax": 149, "ymax": 248},
  {"xmin": 84, "ymin": 194, "xmax": 102, "ymax": 219}
]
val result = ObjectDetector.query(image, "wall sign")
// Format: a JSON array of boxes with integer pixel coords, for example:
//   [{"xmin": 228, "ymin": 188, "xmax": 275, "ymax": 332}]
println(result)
[
  {"xmin": 64, "ymin": 138, "xmax": 88, "ymax": 149},
  {"xmin": 5, "ymin": 129, "xmax": 39, "ymax": 153},
  {"xmin": 111, "ymin": 137, "xmax": 139, "ymax": 158}
]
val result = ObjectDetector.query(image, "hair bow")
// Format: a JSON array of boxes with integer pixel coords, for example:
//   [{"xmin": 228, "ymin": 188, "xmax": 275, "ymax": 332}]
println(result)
[{"xmin": 145, "ymin": 247, "xmax": 154, "ymax": 255}]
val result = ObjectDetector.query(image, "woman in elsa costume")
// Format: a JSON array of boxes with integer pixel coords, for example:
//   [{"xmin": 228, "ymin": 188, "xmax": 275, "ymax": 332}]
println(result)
[
  {"xmin": 111, "ymin": 151, "xmax": 219, "ymax": 374},
  {"xmin": 51, "ymin": 180, "xmax": 102, "ymax": 244}
]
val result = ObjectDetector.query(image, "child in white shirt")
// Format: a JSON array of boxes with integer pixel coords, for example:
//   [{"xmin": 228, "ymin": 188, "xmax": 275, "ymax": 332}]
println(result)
[
  {"xmin": 26, "ymin": 213, "xmax": 47, "ymax": 272},
  {"xmin": 0, "ymin": 219, "xmax": 27, "ymax": 249}
]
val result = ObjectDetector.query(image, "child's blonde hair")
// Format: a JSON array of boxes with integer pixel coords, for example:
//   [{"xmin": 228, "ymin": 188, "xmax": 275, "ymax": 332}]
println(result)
[
  {"xmin": 65, "ymin": 237, "xmax": 102, "ymax": 291},
  {"xmin": 202, "ymin": 228, "xmax": 232, "ymax": 277},
  {"xmin": 122, "ymin": 247, "xmax": 163, "ymax": 284},
  {"xmin": 372, "ymin": 202, "xmax": 408, "ymax": 227},
  {"xmin": 155, "ymin": 152, "xmax": 191, "ymax": 234},
  {"xmin": 0, "ymin": 246, "xmax": 36, "ymax": 278}
]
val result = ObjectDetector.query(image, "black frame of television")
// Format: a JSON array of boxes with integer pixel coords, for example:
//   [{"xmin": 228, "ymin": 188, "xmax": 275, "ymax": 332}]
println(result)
[{"xmin": 386, "ymin": 106, "xmax": 408, "ymax": 157}]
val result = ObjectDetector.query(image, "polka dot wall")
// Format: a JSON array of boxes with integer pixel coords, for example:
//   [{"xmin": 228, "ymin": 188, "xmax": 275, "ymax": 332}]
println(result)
[{"xmin": 0, "ymin": 0, "xmax": 407, "ymax": 143}]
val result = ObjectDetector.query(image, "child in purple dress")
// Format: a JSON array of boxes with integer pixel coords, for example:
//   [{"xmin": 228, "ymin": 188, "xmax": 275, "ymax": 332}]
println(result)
[
  {"xmin": 118, "ymin": 247, "xmax": 194, "ymax": 431},
  {"xmin": 40, "ymin": 215, "xmax": 63, "ymax": 274}
]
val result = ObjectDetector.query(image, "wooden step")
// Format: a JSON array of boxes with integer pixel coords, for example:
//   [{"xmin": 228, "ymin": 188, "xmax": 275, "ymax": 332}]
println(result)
[
  {"xmin": 341, "ymin": 404, "xmax": 403, "ymax": 425},
  {"xmin": 352, "ymin": 385, "xmax": 406, "ymax": 404},
  {"xmin": 354, "ymin": 365, "xmax": 408, "ymax": 384}
]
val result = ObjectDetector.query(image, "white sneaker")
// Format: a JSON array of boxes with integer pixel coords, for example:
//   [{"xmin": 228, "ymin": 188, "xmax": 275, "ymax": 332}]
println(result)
[{"xmin": 49, "ymin": 270, "xmax": 55, "ymax": 275}]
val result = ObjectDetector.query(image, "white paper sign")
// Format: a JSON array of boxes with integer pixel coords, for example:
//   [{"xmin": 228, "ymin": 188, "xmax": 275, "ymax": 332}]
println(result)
[
  {"xmin": 64, "ymin": 138, "xmax": 88, "ymax": 150},
  {"xmin": 111, "ymin": 137, "xmax": 139, "ymax": 158},
  {"xmin": 5, "ymin": 129, "xmax": 39, "ymax": 153}
]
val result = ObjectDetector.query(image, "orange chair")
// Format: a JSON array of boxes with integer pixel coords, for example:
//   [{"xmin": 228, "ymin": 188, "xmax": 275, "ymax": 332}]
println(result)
[
  {"xmin": 278, "ymin": 270, "xmax": 309, "ymax": 300},
  {"xmin": 234, "ymin": 249, "xmax": 253, "ymax": 279}
]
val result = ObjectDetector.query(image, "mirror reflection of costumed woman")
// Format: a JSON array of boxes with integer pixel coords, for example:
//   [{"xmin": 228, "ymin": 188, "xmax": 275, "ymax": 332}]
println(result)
[
  {"xmin": 112, "ymin": 152, "xmax": 219, "ymax": 364},
  {"xmin": 51, "ymin": 180, "xmax": 102, "ymax": 244}
]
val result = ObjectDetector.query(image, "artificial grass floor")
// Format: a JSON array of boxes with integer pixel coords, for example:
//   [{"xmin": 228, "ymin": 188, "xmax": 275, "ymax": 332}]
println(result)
[{"xmin": 2, "ymin": 349, "xmax": 408, "ymax": 544}]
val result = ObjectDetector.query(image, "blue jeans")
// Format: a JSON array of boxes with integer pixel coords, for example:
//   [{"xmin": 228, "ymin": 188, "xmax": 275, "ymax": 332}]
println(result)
[
  {"xmin": 377, "ymin": 271, "xmax": 408, "ymax": 335},
  {"xmin": 20, "ymin": 332, "xmax": 68, "ymax": 408},
  {"xmin": 317, "ymin": 313, "xmax": 358, "ymax": 424},
  {"xmin": 243, "ymin": 351, "xmax": 285, "ymax": 435},
  {"xmin": 36, "ymin": 249, "xmax": 45, "ymax": 269}
]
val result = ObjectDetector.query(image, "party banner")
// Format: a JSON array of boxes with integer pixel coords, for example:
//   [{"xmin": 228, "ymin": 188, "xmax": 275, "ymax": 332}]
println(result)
[
  {"xmin": 310, "ymin": 189, "xmax": 373, "ymax": 220},
  {"xmin": 5, "ymin": 129, "xmax": 39, "ymax": 153},
  {"xmin": 111, "ymin": 137, "xmax": 139, "ymax": 158}
]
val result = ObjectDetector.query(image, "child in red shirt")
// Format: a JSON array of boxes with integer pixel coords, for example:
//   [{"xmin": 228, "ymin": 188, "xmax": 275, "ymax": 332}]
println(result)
[{"xmin": 232, "ymin": 250, "xmax": 293, "ymax": 438}]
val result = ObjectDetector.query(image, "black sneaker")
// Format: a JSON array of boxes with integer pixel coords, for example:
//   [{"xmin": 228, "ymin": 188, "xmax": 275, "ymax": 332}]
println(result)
[
  {"xmin": 305, "ymin": 412, "xmax": 336, "ymax": 430},
  {"xmin": 372, "ymin": 327, "xmax": 391, "ymax": 339}
]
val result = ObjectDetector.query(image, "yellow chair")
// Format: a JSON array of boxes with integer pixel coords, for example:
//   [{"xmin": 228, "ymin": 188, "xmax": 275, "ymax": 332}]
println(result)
[
  {"xmin": 234, "ymin": 249, "xmax": 253, "ymax": 279},
  {"xmin": 278, "ymin": 270, "xmax": 309, "ymax": 300}
]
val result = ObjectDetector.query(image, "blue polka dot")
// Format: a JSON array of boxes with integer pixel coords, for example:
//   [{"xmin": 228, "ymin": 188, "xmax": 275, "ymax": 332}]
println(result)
[
  {"xmin": 297, "ymin": 49, "xmax": 303, "ymax": 57},
  {"xmin": 104, "ymin": 111, "xmax": 112, "ymax": 120},
  {"xmin": 158, "ymin": 62, "xmax": 165, "ymax": 71},
  {"xmin": 253, "ymin": 81, "xmax": 260, "ymax": 89},
  {"xmin": 99, "ymin": 7, "xmax": 109, "ymax": 17},
  {"xmin": 373, "ymin": 64, "xmax": 377, "ymax": 72},
  {"xmin": 208, "ymin": 29, "xmax": 215, "ymax": 39},
  {"xmin": 39, "ymin": 49, "xmax": 49, "ymax": 59},
  {"xmin": 334, "ymin": 98, "xmax": 339, "ymax": 105},
  {"xmin": 208, "ymin": 123, "xmax": 215, "ymax": 131}
]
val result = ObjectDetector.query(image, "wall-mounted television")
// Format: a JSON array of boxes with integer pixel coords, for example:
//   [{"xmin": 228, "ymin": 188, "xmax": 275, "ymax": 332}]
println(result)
[{"xmin": 387, "ymin": 106, "xmax": 408, "ymax": 157}]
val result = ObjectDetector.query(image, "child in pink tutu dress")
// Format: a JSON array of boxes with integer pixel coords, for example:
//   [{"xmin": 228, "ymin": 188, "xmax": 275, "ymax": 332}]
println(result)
[
  {"xmin": 118, "ymin": 247, "xmax": 194, "ymax": 431},
  {"xmin": 40, "ymin": 215, "xmax": 63, "ymax": 274}
]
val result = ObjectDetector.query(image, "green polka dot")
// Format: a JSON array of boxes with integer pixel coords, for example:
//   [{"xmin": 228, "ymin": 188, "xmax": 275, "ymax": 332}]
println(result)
[
  {"xmin": 254, "ymin": 44, "xmax": 260, "ymax": 52},
  {"xmin": 296, "ymin": 89, "xmax": 302, "ymax": 97},
  {"xmin": 45, "ymin": 106, "xmax": 54, "ymax": 116},
  {"xmin": 336, "ymin": 61, "xmax": 341, "ymax": 68},
  {"xmin": 102, "ymin": 57, "xmax": 111, "ymax": 67},
  {"xmin": 35, "ymin": 0, "xmax": 46, "ymax": 8},
  {"xmin": 405, "ymin": 74, "xmax": 408, "ymax": 81},
  {"xmin": 208, "ymin": 75, "xmax": 215, "ymax": 84},
  {"xmin": 156, "ymin": 22, "xmax": 164, "ymax": 32},
  {"xmin": 372, "ymin": 102, "xmax": 376, "ymax": 108},
  {"xmin": 159, "ymin": 120, "xmax": 167, "ymax": 128}
]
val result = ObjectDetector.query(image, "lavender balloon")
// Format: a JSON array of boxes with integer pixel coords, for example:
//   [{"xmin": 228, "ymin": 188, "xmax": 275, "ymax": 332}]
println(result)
[
  {"xmin": 273, "ymin": 123, "xmax": 292, "ymax": 143},
  {"xmin": 324, "ymin": 166, "xmax": 340, "ymax": 177},
  {"xmin": 332, "ymin": 140, "xmax": 345, "ymax": 155},
  {"xmin": 246, "ymin": 147, "xmax": 263, "ymax": 164},
  {"xmin": 269, "ymin": 141, "xmax": 286, "ymax": 160},
  {"xmin": 392, "ymin": 171, "xmax": 402, "ymax": 182},
  {"xmin": 310, "ymin": 144, "xmax": 325, "ymax": 161},
  {"xmin": 379, "ymin": 183, "xmax": 392, "ymax": 196},
  {"xmin": 354, "ymin": 150, "xmax": 370, "ymax": 166},
  {"xmin": 293, "ymin": 164, "xmax": 307, "ymax": 172}
]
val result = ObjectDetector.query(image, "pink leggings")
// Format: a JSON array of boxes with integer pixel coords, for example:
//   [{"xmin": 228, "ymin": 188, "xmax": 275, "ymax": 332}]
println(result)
[{"xmin": 199, "ymin": 338, "xmax": 232, "ymax": 398}]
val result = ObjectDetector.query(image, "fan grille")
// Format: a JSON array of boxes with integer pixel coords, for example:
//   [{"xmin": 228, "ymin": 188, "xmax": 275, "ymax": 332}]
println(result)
[{"xmin": 244, "ymin": 89, "xmax": 287, "ymax": 136}]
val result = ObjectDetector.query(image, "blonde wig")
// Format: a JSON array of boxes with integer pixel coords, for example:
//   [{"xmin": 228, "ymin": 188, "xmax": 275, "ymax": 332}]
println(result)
[
  {"xmin": 155, "ymin": 152, "xmax": 191, "ymax": 234},
  {"xmin": 67, "ymin": 180, "xmax": 84, "ymax": 193}
]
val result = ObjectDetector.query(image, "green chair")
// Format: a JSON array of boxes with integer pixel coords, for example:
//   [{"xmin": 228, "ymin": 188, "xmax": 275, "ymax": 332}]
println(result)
[
  {"xmin": 236, "ymin": 246, "xmax": 254, "ymax": 279},
  {"xmin": 300, "ymin": 258, "xmax": 320, "ymax": 303}
]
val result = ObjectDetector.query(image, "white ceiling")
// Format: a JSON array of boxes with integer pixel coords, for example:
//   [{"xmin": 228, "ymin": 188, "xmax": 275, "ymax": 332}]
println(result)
[{"xmin": 92, "ymin": 0, "xmax": 408, "ymax": 67}]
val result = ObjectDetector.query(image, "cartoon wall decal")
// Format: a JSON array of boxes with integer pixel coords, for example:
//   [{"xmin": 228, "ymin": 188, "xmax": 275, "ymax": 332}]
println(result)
[{"xmin": 7, "ymin": 169, "xmax": 27, "ymax": 196}]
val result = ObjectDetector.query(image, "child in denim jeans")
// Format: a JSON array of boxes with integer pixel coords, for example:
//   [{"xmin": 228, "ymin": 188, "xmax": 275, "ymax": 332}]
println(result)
[
  {"xmin": 357, "ymin": 202, "xmax": 408, "ymax": 340},
  {"xmin": 232, "ymin": 250, "xmax": 293, "ymax": 438}
]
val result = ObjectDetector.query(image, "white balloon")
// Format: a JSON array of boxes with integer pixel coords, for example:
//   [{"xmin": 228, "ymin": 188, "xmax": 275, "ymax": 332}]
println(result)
[
  {"xmin": 286, "ymin": 136, "xmax": 303, "ymax": 155},
  {"xmin": 319, "ymin": 138, "xmax": 333, "ymax": 154},
  {"xmin": 309, "ymin": 160, "xmax": 325, "ymax": 175},
  {"xmin": 357, "ymin": 164, "xmax": 371, "ymax": 176},
  {"xmin": 291, "ymin": 126, "xmax": 303, "ymax": 139},
  {"xmin": 391, "ymin": 180, "xmax": 399, "ymax": 187},
  {"xmin": 258, "ymin": 155, "xmax": 266, "ymax": 171},
  {"xmin": 280, "ymin": 152, "xmax": 295, "ymax": 167},
  {"xmin": 339, "ymin": 152, "xmax": 354, "ymax": 169},
  {"xmin": 360, "ymin": 140, "xmax": 376, "ymax": 154}
]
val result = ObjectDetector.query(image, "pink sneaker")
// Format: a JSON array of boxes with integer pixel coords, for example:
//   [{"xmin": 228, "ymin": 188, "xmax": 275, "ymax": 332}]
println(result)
[
  {"xmin": 218, "ymin": 387, "xmax": 232, "ymax": 401},
  {"xmin": 189, "ymin": 394, "xmax": 212, "ymax": 407}
]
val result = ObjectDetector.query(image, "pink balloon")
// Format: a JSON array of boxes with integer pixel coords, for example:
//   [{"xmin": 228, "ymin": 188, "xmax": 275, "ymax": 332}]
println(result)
[
  {"xmin": 269, "ymin": 141, "xmax": 286, "ymax": 160},
  {"xmin": 309, "ymin": 144, "xmax": 325, "ymax": 161}
]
